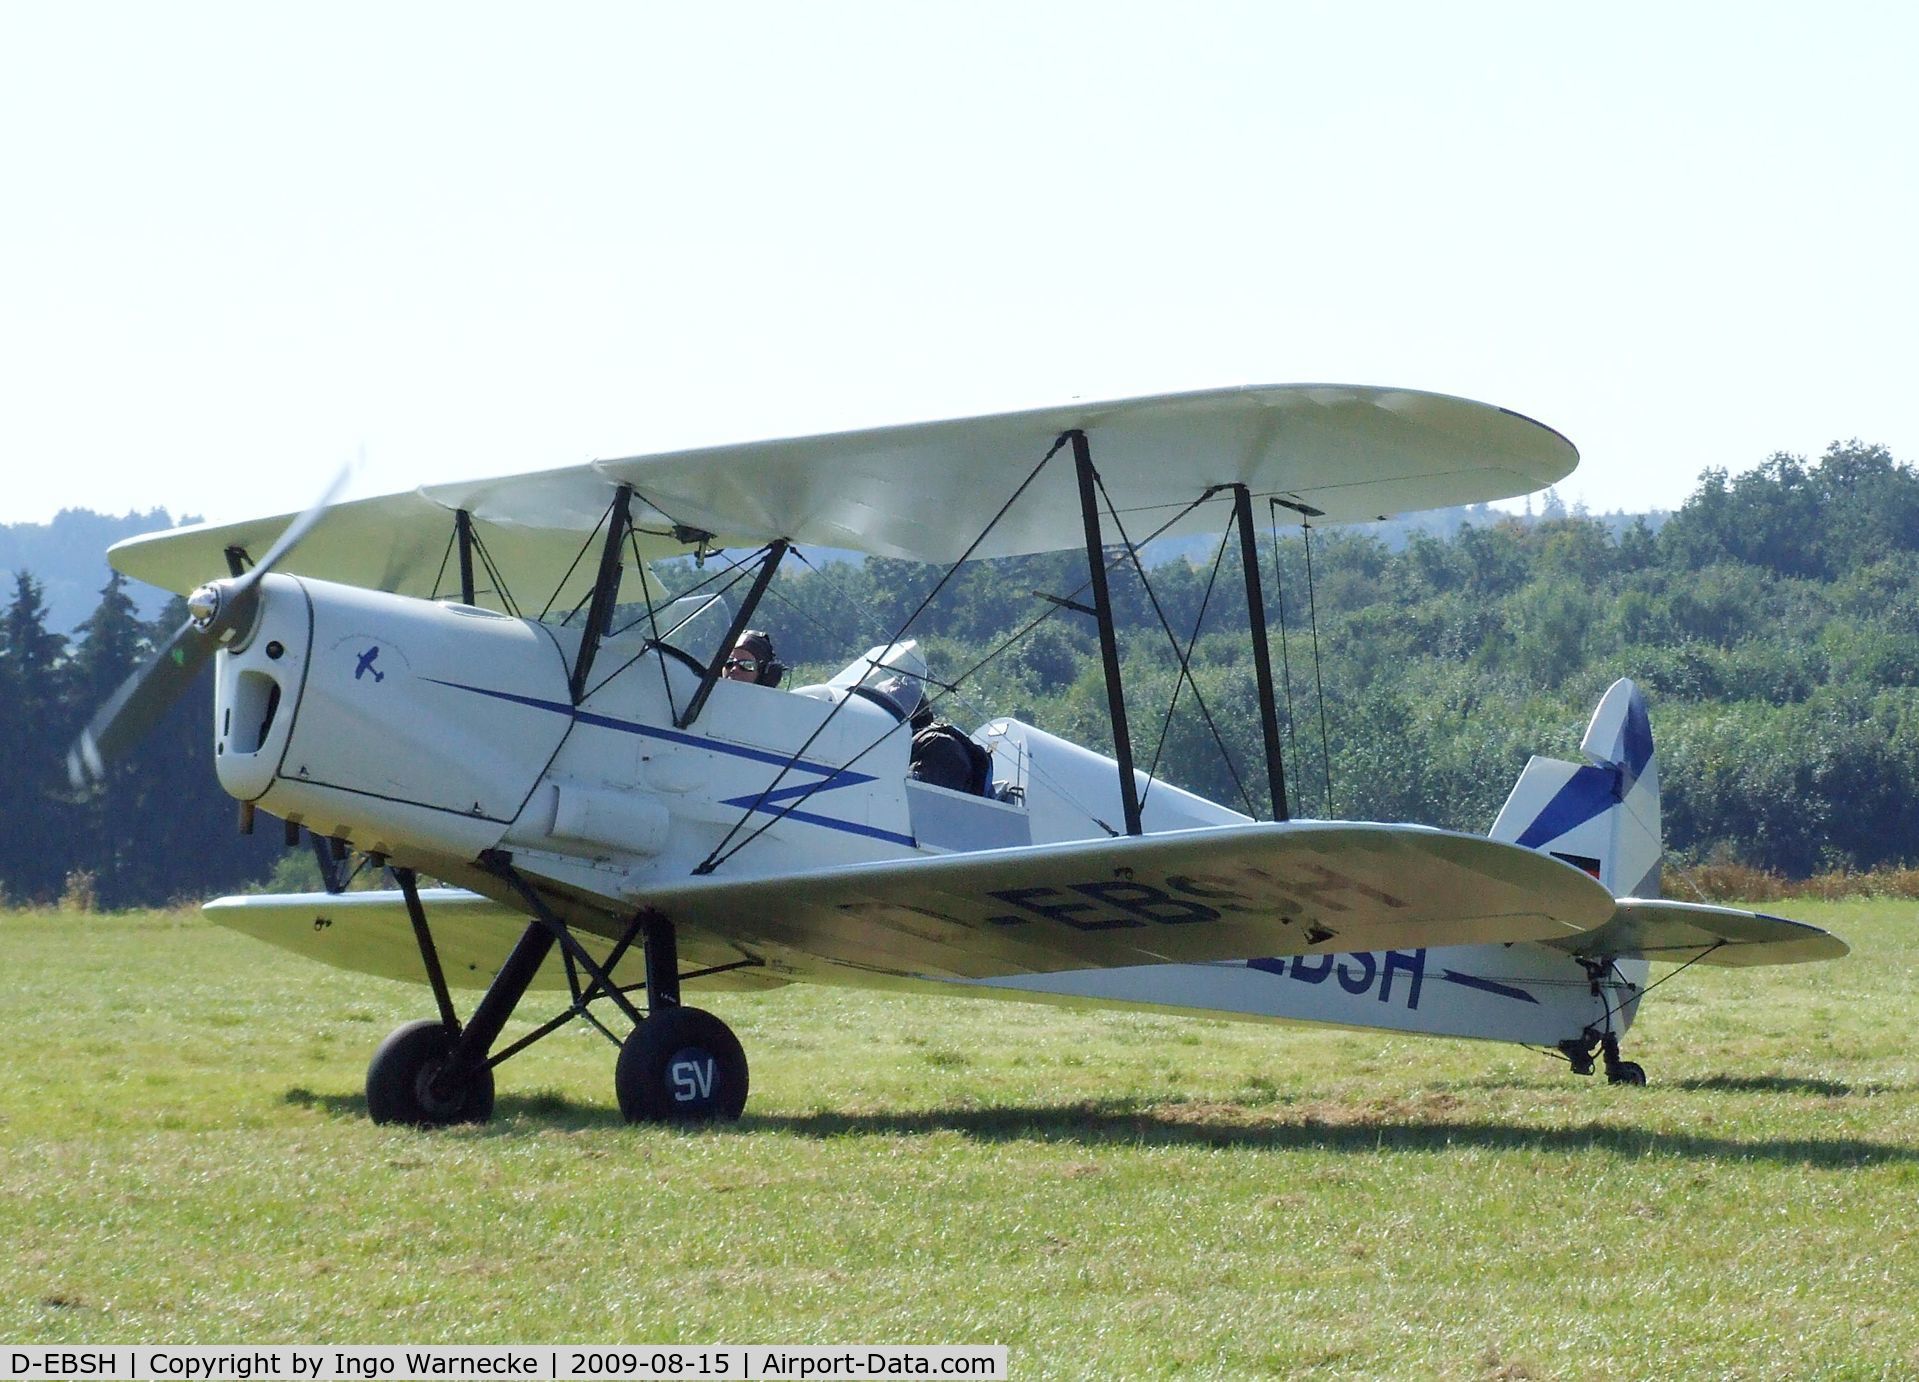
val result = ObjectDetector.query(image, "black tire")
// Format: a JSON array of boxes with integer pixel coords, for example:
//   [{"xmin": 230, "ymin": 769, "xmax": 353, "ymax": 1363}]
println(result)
[
  {"xmin": 615, "ymin": 1006, "xmax": 749, "ymax": 1124},
  {"xmin": 1607, "ymin": 1060, "xmax": 1648, "ymax": 1087},
  {"xmin": 366, "ymin": 1019, "xmax": 496, "ymax": 1127}
]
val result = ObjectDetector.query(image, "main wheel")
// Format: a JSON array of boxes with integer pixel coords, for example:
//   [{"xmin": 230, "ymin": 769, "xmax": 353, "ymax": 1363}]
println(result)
[
  {"xmin": 1607, "ymin": 1060, "xmax": 1648, "ymax": 1087},
  {"xmin": 366, "ymin": 1019, "xmax": 496, "ymax": 1126},
  {"xmin": 615, "ymin": 1006, "xmax": 749, "ymax": 1124}
]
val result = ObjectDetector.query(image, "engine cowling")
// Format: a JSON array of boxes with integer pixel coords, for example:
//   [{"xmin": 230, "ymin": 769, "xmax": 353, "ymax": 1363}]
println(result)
[{"xmin": 213, "ymin": 575, "xmax": 573, "ymax": 860}]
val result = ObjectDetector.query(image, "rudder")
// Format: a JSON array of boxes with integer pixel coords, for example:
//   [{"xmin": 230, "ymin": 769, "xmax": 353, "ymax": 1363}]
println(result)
[{"xmin": 1488, "ymin": 679, "xmax": 1662, "ymax": 899}]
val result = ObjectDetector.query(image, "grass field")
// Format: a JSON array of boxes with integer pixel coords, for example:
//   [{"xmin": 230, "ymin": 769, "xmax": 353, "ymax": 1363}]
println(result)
[{"xmin": 1, "ymin": 899, "xmax": 1914, "ymax": 1379}]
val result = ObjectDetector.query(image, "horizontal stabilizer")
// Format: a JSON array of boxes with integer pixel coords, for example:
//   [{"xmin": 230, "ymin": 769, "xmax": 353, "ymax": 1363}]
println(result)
[
  {"xmin": 204, "ymin": 889, "xmax": 786, "ymax": 992},
  {"xmin": 626, "ymin": 821, "xmax": 1617, "ymax": 981},
  {"xmin": 1545, "ymin": 897, "xmax": 1849, "ymax": 967}
]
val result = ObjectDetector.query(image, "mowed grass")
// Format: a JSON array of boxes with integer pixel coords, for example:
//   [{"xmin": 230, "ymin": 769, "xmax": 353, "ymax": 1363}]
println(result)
[{"xmin": 1, "ymin": 901, "xmax": 1915, "ymax": 1379}]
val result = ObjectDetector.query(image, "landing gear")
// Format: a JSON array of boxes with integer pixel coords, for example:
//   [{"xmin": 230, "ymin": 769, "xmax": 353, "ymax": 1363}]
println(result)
[
  {"xmin": 366, "ymin": 1019, "xmax": 496, "ymax": 1126},
  {"xmin": 1602, "ymin": 1035, "xmax": 1646, "ymax": 1086},
  {"xmin": 1559, "ymin": 957, "xmax": 1648, "ymax": 1087},
  {"xmin": 1557, "ymin": 1037, "xmax": 1597, "ymax": 1076},
  {"xmin": 370, "ymin": 859, "xmax": 760, "ymax": 1128},
  {"xmin": 616, "ymin": 1007, "xmax": 750, "ymax": 1123},
  {"xmin": 613, "ymin": 904, "xmax": 749, "ymax": 1124},
  {"xmin": 1557, "ymin": 1031, "xmax": 1648, "ymax": 1086}
]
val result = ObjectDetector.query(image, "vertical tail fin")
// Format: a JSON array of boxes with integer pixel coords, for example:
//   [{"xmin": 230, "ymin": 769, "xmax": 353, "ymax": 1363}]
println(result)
[{"xmin": 1488, "ymin": 679, "xmax": 1662, "ymax": 898}]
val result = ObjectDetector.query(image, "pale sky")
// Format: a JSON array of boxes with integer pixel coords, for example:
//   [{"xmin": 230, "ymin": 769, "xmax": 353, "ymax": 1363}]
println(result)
[{"xmin": 1, "ymin": 2, "xmax": 1912, "ymax": 529}]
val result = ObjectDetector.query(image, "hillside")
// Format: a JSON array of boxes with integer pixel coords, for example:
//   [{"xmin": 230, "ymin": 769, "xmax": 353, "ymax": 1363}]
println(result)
[
  {"xmin": 752, "ymin": 440, "xmax": 1919, "ymax": 878},
  {"xmin": 0, "ymin": 508, "xmax": 192, "ymax": 634}
]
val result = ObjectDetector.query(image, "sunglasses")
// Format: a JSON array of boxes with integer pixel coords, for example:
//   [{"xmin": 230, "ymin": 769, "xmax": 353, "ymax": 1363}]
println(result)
[{"xmin": 725, "ymin": 656, "xmax": 759, "ymax": 673}]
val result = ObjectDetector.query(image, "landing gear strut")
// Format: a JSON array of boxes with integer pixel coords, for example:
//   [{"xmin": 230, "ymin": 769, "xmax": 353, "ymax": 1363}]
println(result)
[
  {"xmin": 612, "ymin": 910, "xmax": 749, "ymax": 1123},
  {"xmin": 366, "ymin": 860, "xmax": 757, "ymax": 1127},
  {"xmin": 1556, "ymin": 1032, "xmax": 1646, "ymax": 1085},
  {"xmin": 1602, "ymin": 1034, "xmax": 1646, "ymax": 1086},
  {"xmin": 1555, "ymin": 956, "xmax": 1648, "ymax": 1087}
]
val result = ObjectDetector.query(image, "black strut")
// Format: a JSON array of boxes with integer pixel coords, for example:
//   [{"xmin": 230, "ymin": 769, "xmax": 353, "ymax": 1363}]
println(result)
[
  {"xmin": 1233, "ymin": 483, "xmax": 1290, "ymax": 821},
  {"xmin": 455, "ymin": 508, "xmax": 477, "ymax": 606},
  {"xmin": 570, "ymin": 485, "xmax": 634, "ymax": 703},
  {"xmin": 394, "ymin": 866, "xmax": 460, "ymax": 1033},
  {"xmin": 676, "ymin": 541, "xmax": 789, "ymax": 729},
  {"xmin": 429, "ymin": 919, "xmax": 555, "ymax": 1097},
  {"xmin": 643, "ymin": 911, "xmax": 681, "ymax": 1008},
  {"xmin": 484, "ymin": 854, "xmax": 651, "ymax": 1029},
  {"xmin": 1068, "ymin": 430, "xmax": 1143, "ymax": 837}
]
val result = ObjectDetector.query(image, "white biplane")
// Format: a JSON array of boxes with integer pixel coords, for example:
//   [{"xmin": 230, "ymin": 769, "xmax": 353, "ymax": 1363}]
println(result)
[{"xmin": 75, "ymin": 385, "xmax": 1846, "ymax": 1125}]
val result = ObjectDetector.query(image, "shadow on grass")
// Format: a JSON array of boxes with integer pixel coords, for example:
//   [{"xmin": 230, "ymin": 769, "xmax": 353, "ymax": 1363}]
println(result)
[
  {"xmin": 1444, "ymin": 1067, "xmax": 1907, "ymax": 1099},
  {"xmin": 746, "ymin": 1098, "xmax": 1919, "ymax": 1169},
  {"xmin": 284, "ymin": 1086, "xmax": 626, "ymax": 1130},
  {"xmin": 1670, "ymin": 1074, "xmax": 1867, "ymax": 1097},
  {"xmin": 282, "ymin": 1086, "xmax": 1914, "ymax": 1167}
]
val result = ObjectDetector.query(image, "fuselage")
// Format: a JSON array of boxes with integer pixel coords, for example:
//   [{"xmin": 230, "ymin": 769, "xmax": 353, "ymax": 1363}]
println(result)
[{"xmin": 212, "ymin": 573, "xmax": 1643, "ymax": 1049}]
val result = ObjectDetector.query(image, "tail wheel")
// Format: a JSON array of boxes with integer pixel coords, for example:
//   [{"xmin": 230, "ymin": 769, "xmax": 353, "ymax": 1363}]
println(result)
[
  {"xmin": 615, "ymin": 1007, "xmax": 749, "ymax": 1124},
  {"xmin": 367, "ymin": 1019, "xmax": 496, "ymax": 1126}
]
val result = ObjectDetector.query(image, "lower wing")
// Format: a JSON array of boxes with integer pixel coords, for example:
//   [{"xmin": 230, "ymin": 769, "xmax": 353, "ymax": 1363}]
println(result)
[
  {"xmin": 630, "ymin": 820, "xmax": 1615, "ymax": 980},
  {"xmin": 208, "ymin": 822, "xmax": 1615, "ymax": 985},
  {"xmin": 203, "ymin": 888, "xmax": 786, "ymax": 992}
]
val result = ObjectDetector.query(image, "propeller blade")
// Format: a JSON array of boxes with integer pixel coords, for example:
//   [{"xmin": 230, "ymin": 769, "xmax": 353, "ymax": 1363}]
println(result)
[
  {"xmin": 65, "ymin": 465, "xmax": 350, "ymax": 791},
  {"xmin": 234, "ymin": 466, "xmax": 350, "ymax": 593},
  {"xmin": 66, "ymin": 616, "xmax": 219, "ymax": 789}
]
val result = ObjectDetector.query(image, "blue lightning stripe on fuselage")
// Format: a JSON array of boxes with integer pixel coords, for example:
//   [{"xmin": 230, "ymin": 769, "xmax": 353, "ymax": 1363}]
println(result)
[
  {"xmin": 716, "ymin": 796, "xmax": 915, "ymax": 847},
  {"xmin": 1437, "ymin": 970, "xmax": 1540, "ymax": 1004},
  {"xmin": 422, "ymin": 678, "xmax": 916, "ymax": 848}
]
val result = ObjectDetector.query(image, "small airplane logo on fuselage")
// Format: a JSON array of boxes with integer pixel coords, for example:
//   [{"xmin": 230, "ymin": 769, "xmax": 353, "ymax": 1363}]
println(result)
[{"xmin": 355, "ymin": 646, "xmax": 385, "ymax": 683}]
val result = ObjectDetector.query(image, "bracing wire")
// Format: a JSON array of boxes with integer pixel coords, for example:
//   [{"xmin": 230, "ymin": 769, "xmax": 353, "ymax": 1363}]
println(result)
[
  {"xmin": 1089, "ymin": 473, "xmax": 1255, "ymax": 819},
  {"xmin": 584, "ymin": 544, "xmax": 772, "ymax": 703},
  {"xmin": 608, "ymin": 542, "xmax": 759, "ymax": 639},
  {"xmin": 469, "ymin": 525, "xmax": 522, "ymax": 618},
  {"xmin": 680, "ymin": 474, "xmax": 1237, "ymax": 871},
  {"xmin": 622, "ymin": 523, "xmax": 680, "ymax": 723},
  {"xmin": 429, "ymin": 525, "xmax": 457, "ymax": 603},
  {"xmin": 873, "ymin": 486, "xmax": 1239, "ymax": 836},
  {"xmin": 1301, "ymin": 519, "xmax": 1334, "ymax": 818},
  {"xmin": 539, "ymin": 497, "xmax": 615, "ymax": 623},
  {"xmin": 1599, "ymin": 945, "xmax": 1724, "ymax": 1030},
  {"xmin": 1529, "ymin": 944, "xmax": 1724, "ymax": 1067},
  {"xmin": 1268, "ymin": 500, "xmax": 1301, "ymax": 819},
  {"xmin": 695, "ymin": 432, "xmax": 1070, "ymax": 874},
  {"xmin": 1140, "ymin": 516, "xmax": 1235, "ymax": 801}
]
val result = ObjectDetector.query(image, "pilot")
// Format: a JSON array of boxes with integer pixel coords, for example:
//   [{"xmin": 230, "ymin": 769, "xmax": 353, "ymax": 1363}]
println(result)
[
  {"xmin": 908, "ymin": 696, "xmax": 993, "ymax": 796},
  {"xmin": 722, "ymin": 629, "xmax": 785, "ymax": 686}
]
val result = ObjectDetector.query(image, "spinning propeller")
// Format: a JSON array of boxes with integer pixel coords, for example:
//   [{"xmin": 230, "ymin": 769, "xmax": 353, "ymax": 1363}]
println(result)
[{"xmin": 66, "ymin": 471, "xmax": 348, "ymax": 791}]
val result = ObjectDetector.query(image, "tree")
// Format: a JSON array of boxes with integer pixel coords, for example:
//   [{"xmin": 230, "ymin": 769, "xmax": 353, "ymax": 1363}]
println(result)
[
  {"xmin": 111, "ymin": 597, "xmax": 284, "ymax": 904},
  {"xmin": 0, "ymin": 572, "xmax": 76, "ymax": 900},
  {"xmin": 63, "ymin": 571, "xmax": 150, "ymax": 905}
]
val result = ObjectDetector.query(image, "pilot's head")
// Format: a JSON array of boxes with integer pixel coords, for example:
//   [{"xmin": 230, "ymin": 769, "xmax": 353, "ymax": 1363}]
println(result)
[{"xmin": 723, "ymin": 630, "xmax": 783, "ymax": 686}]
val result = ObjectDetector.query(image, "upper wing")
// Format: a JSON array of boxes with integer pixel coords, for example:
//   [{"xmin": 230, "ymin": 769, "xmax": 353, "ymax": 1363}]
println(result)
[
  {"xmin": 1545, "ymin": 897, "xmax": 1849, "ymax": 967},
  {"xmin": 632, "ymin": 821, "xmax": 1616, "ymax": 982},
  {"xmin": 109, "ymin": 384, "xmax": 1575, "ymax": 606}
]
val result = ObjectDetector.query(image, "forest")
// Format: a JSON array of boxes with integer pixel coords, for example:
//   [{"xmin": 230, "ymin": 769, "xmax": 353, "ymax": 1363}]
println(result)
[{"xmin": 4, "ymin": 439, "xmax": 1915, "ymax": 907}]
